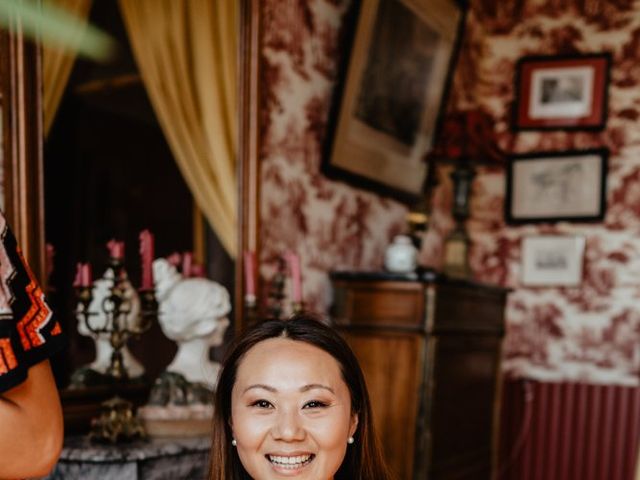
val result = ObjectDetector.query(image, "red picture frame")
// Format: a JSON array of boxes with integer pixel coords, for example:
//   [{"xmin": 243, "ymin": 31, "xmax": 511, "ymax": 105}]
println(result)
[{"xmin": 513, "ymin": 53, "xmax": 610, "ymax": 131}]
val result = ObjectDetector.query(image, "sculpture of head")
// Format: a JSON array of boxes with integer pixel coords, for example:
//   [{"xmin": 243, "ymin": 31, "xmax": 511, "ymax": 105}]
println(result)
[{"xmin": 153, "ymin": 257, "xmax": 231, "ymax": 345}]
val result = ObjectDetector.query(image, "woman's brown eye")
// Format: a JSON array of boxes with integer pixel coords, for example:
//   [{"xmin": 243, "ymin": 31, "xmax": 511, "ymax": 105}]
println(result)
[
  {"xmin": 303, "ymin": 400, "xmax": 328, "ymax": 409},
  {"xmin": 251, "ymin": 399, "xmax": 273, "ymax": 409}
]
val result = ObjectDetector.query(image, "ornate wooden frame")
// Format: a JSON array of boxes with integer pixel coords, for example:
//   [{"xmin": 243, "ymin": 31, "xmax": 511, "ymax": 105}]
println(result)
[
  {"xmin": 236, "ymin": 0, "xmax": 262, "ymax": 332},
  {"xmin": 0, "ymin": 22, "xmax": 46, "ymax": 283}
]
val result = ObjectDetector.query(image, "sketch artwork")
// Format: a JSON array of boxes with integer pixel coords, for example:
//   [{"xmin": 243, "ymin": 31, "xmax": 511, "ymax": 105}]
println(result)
[{"xmin": 510, "ymin": 152, "xmax": 604, "ymax": 220}]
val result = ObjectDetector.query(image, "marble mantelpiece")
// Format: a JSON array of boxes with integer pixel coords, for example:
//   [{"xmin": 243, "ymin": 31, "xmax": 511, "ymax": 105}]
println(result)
[{"xmin": 46, "ymin": 435, "xmax": 209, "ymax": 480}]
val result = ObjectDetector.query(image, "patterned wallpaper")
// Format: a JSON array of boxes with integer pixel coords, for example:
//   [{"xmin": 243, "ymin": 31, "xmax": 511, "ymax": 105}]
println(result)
[
  {"xmin": 259, "ymin": 0, "xmax": 640, "ymax": 385},
  {"xmin": 259, "ymin": 0, "xmax": 407, "ymax": 312}
]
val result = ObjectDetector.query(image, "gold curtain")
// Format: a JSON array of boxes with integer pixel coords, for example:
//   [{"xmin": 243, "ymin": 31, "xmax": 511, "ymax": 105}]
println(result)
[
  {"xmin": 42, "ymin": 0, "xmax": 93, "ymax": 136},
  {"xmin": 118, "ymin": 0, "xmax": 238, "ymax": 257}
]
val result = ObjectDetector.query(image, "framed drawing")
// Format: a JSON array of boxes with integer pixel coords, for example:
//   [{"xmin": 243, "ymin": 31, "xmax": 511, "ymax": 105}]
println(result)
[
  {"xmin": 513, "ymin": 53, "xmax": 610, "ymax": 130},
  {"xmin": 324, "ymin": 0, "xmax": 464, "ymax": 202},
  {"xmin": 505, "ymin": 148, "xmax": 608, "ymax": 224},
  {"xmin": 521, "ymin": 235, "xmax": 586, "ymax": 287}
]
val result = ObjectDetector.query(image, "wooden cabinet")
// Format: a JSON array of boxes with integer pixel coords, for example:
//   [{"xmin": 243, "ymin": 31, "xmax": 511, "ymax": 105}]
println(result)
[{"xmin": 330, "ymin": 271, "xmax": 507, "ymax": 480}]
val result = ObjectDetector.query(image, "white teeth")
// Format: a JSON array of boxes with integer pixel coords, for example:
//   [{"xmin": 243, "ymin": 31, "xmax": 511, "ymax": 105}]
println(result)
[{"xmin": 267, "ymin": 454, "xmax": 313, "ymax": 468}]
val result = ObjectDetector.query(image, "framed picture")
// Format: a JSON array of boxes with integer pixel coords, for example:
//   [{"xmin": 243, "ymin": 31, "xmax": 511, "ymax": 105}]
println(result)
[
  {"xmin": 513, "ymin": 53, "xmax": 610, "ymax": 130},
  {"xmin": 323, "ymin": 0, "xmax": 465, "ymax": 202},
  {"xmin": 505, "ymin": 148, "xmax": 608, "ymax": 224},
  {"xmin": 521, "ymin": 235, "xmax": 586, "ymax": 286}
]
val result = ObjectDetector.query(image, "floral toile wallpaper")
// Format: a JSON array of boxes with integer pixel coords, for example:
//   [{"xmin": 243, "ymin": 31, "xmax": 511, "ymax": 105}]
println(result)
[
  {"xmin": 259, "ymin": 0, "xmax": 407, "ymax": 312},
  {"xmin": 259, "ymin": 0, "xmax": 640, "ymax": 386}
]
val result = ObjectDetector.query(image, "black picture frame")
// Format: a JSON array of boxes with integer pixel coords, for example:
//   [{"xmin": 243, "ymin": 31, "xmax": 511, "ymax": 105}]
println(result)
[
  {"xmin": 512, "ymin": 53, "xmax": 611, "ymax": 131},
  {"xmin": 322, "ymin": 0, "xmax": 466, "ymax": 203},
  {"xmin": 505, "ymin": 148, "xmax": 608, "ymax": 224}
]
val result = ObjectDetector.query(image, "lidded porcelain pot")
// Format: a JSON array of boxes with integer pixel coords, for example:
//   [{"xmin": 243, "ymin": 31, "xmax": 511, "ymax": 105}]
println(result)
[{"xmin": 384, "ymin": 235, "xmax": 418, "ymax": 273}]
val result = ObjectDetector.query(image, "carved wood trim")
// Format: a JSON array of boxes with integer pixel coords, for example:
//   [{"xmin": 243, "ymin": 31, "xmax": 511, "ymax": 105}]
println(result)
[
  {"xmin": 236, "ymin": 0, "xmax": 262, "ymax": 331},
  {"xmin": 1, "ymin": 22, "xmax": 45, "ymax": 284}
]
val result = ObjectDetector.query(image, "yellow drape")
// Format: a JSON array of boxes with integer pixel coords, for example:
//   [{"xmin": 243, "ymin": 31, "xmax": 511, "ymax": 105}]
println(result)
[
  {"xmin": 118, "ymin": 0, "xmax": 238, "ymax": 257},
  {"xmin": 42, "ymin": 0, "xmax": 93, "ymax": 136}
]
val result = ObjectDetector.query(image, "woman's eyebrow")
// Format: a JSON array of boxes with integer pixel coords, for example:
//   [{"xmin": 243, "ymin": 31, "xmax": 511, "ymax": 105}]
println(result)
[
  {"xmin": 300, "ymin": 384, "xmax": 335, "ymax": 394},
  {"xmin": 243, "ymin": 384, "xmax": 277, "ymax": 393},
  {"xmin": 242, "ymin": 384, "xmax": 335, "ymax": 394}
]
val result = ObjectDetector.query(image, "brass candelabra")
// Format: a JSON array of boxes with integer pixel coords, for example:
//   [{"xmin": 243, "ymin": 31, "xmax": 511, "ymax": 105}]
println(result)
[{"xmin": 75, "ymin": 257, "xmax": 158, "ymax": 442}]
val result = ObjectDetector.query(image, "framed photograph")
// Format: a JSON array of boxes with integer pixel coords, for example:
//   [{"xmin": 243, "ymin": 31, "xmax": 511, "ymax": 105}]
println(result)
[
  {"xmin": 505, "ymin": 148, "xmax": 608, "ymax": 224},
  {"xmin": 323, "ymin": 0, "xmax": 464, "ymax": 202},
  {"xmin": 521, "ymin": 235, "xmax": 586, "ymax": 286},
  {"xmin": 513, "ymin": 53, "xmax": 610, "ymax": 130}
]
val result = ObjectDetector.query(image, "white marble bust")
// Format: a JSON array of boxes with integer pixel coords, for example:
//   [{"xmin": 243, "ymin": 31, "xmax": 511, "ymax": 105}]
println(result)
[
  {"xmin": 153, "ymin": 258, "xmax": 231, "ymax": 388},
  {"xmin": 76, "ymin": 269, "xmax": 145, "ymax": 378}
]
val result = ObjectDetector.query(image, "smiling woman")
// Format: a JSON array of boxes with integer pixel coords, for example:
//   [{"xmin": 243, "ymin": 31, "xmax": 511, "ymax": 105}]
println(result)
[{"xmin": 209, "ymin": 315, "xmax": 389, "ymax": 480}]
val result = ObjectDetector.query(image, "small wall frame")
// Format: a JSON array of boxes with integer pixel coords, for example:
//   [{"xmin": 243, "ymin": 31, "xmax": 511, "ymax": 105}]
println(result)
[
  {"xmin": 505, "ymin": 148, "xmax": 608, "ymax": 224},
  {"xmin": 513, "ymin": 53, "xmax": 610, "ymax": 131}
]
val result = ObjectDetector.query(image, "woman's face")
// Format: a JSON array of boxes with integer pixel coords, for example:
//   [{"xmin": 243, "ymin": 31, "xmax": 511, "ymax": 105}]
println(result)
[{"xmin": 231, "ymin": 338, "xmax": 358, "ymax": 479}]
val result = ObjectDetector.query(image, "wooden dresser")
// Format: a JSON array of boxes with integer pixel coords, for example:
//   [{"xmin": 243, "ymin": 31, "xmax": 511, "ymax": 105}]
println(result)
[{"xmin": 330, "ymin": 270, "xmax": 508, "ymax": 480}]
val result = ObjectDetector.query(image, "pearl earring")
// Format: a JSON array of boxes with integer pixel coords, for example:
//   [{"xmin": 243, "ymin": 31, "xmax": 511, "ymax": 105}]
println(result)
[
  {"xmin": 232, "ymin": 439, "xmax": 237, "ymax": 447},
  {"xmin": 347, "ymin": 436, "xmax": 354, "ymax": 445}
]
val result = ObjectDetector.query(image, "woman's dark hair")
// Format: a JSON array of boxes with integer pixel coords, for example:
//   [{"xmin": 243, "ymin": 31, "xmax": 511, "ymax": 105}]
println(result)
[{"xmin": 209, "ymin": 313, "xmax": 389, "ymax": 480}]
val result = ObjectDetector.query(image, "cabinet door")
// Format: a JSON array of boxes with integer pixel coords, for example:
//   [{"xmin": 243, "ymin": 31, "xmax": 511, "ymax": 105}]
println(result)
[
  {"xmin": 340, "ymin": 329, "xmax": 424, "ymax": 480},
  {"xmin": 428, "ymin": 335, "xmax": 501, "ymax": 479}
]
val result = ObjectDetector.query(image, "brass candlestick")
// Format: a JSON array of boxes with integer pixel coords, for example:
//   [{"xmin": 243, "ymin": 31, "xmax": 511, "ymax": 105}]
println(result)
[
  {"xmin": 75, "ymin": 257, "xmax": 158, "ymax": 442},
  {"xmin": 76, "ymin": 258, "xmax": 157, "ymax": 380}
]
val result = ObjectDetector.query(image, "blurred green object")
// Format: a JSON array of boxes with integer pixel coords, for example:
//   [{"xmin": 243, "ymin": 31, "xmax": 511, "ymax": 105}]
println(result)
[{"xmin": 0, "ymin": 0, "xmax": 115, "ymax": 62}]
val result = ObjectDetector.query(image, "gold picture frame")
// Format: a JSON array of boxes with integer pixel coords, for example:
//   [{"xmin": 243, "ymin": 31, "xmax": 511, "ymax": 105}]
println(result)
[{"xmin": 325, "ymin": 0, "xmax": 464, "ymax": 201}]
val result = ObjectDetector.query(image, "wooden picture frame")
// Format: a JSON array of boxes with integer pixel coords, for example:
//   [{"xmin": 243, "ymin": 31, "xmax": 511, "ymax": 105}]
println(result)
[
  {"xmin": 0, "ymin": 24, "xmax": 46, "ymax": 283},
  {"xmin": 521, "ymin": 235, "xmax": 586, "ymax": 287},
  {"xmin": 505, "ymin": 148, "xmax": 608, "ymax": 224},
  {"xmin": 324, "ymin": 0, "xmax": 464, "ymax": 202},
  {"xmin": 513, "ymin": 53, "xmax": 610, "ymax": 131}
]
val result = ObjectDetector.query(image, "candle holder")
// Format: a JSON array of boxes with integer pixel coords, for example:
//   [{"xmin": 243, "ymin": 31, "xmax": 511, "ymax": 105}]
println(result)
[
  {"xmin": 291, "ymin": 301, "xmax": 304, "ymax": 315},
  {"xmin": 75, "ymin": 257, "xmax": 158, "ymax": 442},
  {"xmin": 76, "ymin": 258, "xmax": 157, "ymax": 381}
]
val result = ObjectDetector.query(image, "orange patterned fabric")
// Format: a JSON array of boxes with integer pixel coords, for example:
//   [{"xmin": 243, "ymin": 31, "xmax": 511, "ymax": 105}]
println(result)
[{"xmin": 0, "ymin": 215, "xmax": 64, "ymax": 393}]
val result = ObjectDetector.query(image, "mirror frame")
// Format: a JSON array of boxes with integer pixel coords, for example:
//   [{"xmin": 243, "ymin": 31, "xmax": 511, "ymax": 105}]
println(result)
[
  {"xmin": 236, "ymin": 0, "xmax": 262, "ymax": 331},
  {"xmin": 1, "ymin": 22, "xmax": 46, "ymax": 284},
  {"xmin": 0, "ymin": 1, "xmax": 265, "ymax": 322}
]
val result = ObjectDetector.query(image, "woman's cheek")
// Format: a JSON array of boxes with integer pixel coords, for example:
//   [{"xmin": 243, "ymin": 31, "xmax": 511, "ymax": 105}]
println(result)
[
  {"xmin": 305, "ymin": 412, "xmax": 351, "ymax": 447},
  {"xmin": 232, "ymin": 409, "xmax": 273, "ymax": 443}
]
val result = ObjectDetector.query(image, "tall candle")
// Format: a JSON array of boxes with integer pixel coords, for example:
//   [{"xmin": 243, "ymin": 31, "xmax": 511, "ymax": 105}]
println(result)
[
  {"xmin": 191, "ymin": 263, "xmax": 205, "ymax": 278},
  {"xmin": 182, "ymin": 251, "xmax": 193, "ymax": 277},
  {"xmin": 139, "ymin": 230, "xmax": 155, "ymax": 289},
  {"xmin": 45, "ymin": 243, "xmax": 55, "ymax": 279},
  {"xmin": 73, "ymin": 262, "xmax": 92, "ymax": 287},
  {"xmin": 243, "ymin": 250, "xmax": 256, "ymax": 297},
  {"xmin": 285, "ymin": 251, "xmax": 302, "ymax": 303},
  {"xmin": 107, "ymin": 239, "xmax": 125, "ymax": 260}
]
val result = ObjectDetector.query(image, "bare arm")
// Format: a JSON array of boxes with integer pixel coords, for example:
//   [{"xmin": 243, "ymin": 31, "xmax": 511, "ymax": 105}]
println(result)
[{"xmin": 0, "ymin": 360, "xmax": 63, "ymax": 479}]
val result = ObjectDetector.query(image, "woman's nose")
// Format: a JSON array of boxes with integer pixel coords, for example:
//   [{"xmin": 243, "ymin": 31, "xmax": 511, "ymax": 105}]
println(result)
[{"xmin": 271, "ymin": 408, "xmax": 306, "ymax": 441}]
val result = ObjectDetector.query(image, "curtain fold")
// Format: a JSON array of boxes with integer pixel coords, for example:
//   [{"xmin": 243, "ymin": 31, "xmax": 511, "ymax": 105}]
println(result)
[
  {"xmin": 118, "ymin": 0, "xmax": 238, "ymax": 257},
  {"xmin": 43, "ymin": 0, "xmax": 93, "ymax": 136}
]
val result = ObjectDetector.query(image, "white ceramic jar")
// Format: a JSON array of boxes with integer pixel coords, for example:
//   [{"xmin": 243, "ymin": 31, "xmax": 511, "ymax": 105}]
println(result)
[{"xmin": 384, "ymin": 235, "xmax": 418, "ymax": 273}]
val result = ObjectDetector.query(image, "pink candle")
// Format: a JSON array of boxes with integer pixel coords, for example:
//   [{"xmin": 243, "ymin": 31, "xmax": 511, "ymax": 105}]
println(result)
[
  {"xmin": 243, "ymin": 250, "xmax": 256, "ymax": 297},
  {"xmin": 182, "ymin": 251, "xmax": 193, "ymax": 277},
  {"xmin": 139, "ymin": 230, "xmax": 155, "ymax": 289},
  {"xmin": 285, "ymin": 251, "xmax": 302, "ymax": 303},
  {"xmin": 190, "ymin": 263, "xmax": 205, "ymax": 277},
  {"xmin": 107, "ymin": 239, "xmax": 125, "ymax": 260},
  {"xmin": 45, "ymin": 243, "xmax": 55, "ymax": 279},
  {"xmin": 73, "ymin": 262, "xmax": 92, "ymax": 287}
]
